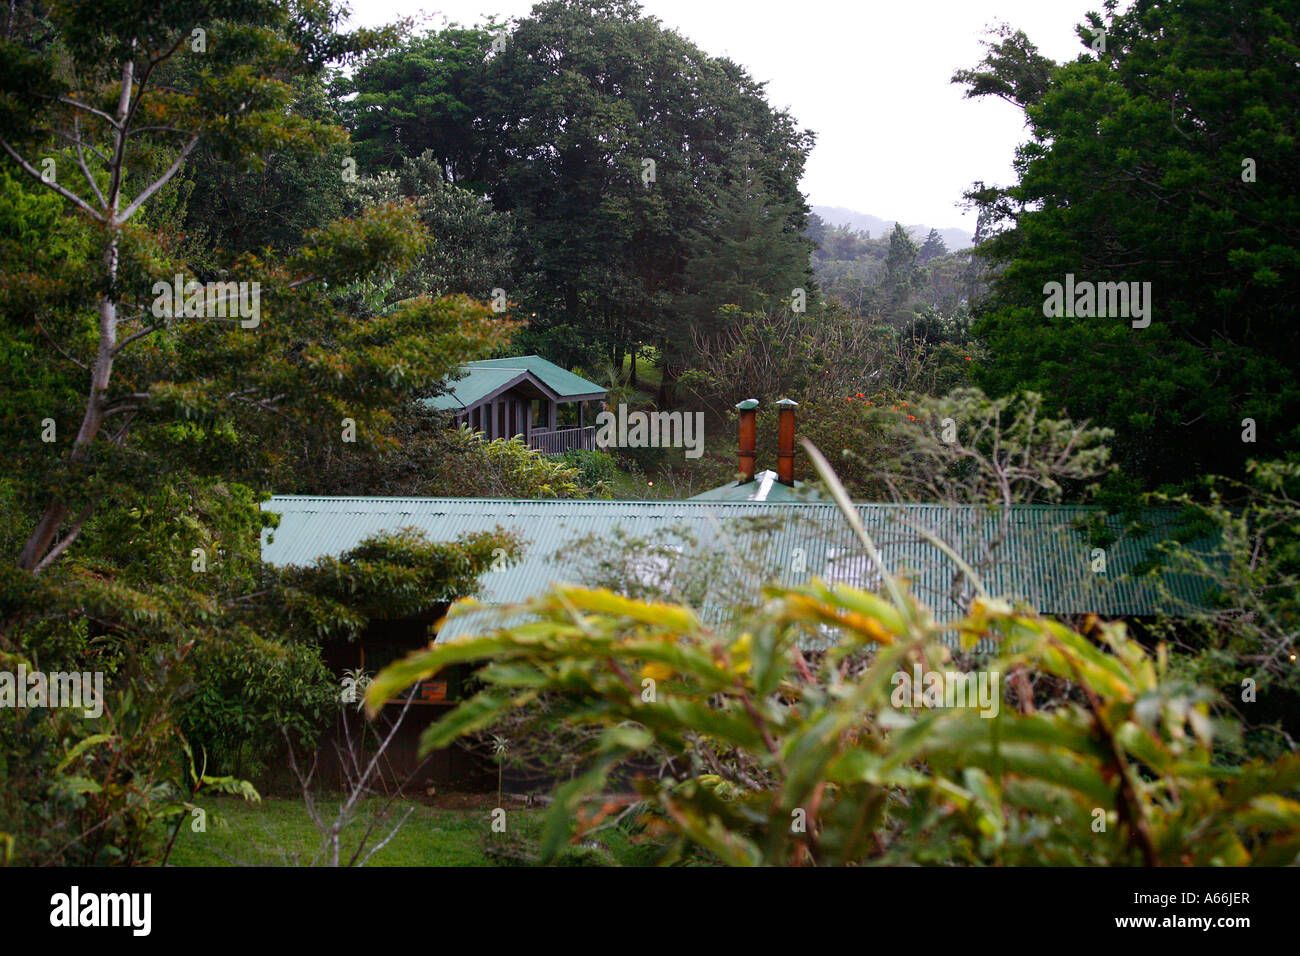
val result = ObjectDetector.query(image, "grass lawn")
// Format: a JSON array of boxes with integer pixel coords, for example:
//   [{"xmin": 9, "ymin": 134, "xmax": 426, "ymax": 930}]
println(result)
[
  {"xmin": 165, "ymin": 794, "xmax": 653, "ymax": 867},
  {"xmin": 571, "ymin": 346, "xmax": 737, "ymax": 499},
  {"xmin": 606, "ymin": 464, "xmax": 659, "ymax": 499},
  {"xmin": 621, "ymin": 349, "xmax": 662, "ymax": 395}
]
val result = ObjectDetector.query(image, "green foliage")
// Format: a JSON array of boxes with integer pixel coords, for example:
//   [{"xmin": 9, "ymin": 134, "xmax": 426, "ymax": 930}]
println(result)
[
  {"xmin": 918, "ymin": 229, "xmax": 949, "ymax": 265},
  {"xmin": 876, "ymin": 387, "xmax": 1115, "ymax": 505},
  {"xmin": 678, "ymin": 303, "xmax": 961, "ymax": 419},
  {"xmin": 174, "ymin": 74, "xmax": 352, "ymax": 257},
  {"xmin": 677, "ymin": 168, "xmax": 815, "ymax": 345},
  {"xmin": 559, "ymin": 448, "xmax": 620, "ymax": 493},
  {"xmin": 780, "ymin": 387, "xmax": 1111, "ymax": 503},
  {"xmin": 368, "ymin": 576, "xmax": 1300, "ymax": 867},
  {"xmin": 951, "ymin": 22, "xmax": 1055, "ymax": 108},
  {"xmin": 440, "ymin": 430, "xmax": 592, "ymax": 500},
  {"xmin": 338, "ymin": 23, "xmax": 501, "ymax": 183},
  {"xmin": 302, "ymin": 409, "xmax": 598, "ymax": 499},
  {"xmin": 344, "ymin": 1, "xmax": 814, "ymax": 383},
  {"xmin": 346, "ymin": 149, "xmax": 517, "ymax": 302},
  {"xmin": 0, "ymin": 646, "xmax": 262, "ymax": 865},
  {"xmin": 960, "ymin": 1, "xmax": 1300, "ymax": 488},
  {"xmin": 1150, "ymin": 459, "xmax": 1300, "ymax": 756},
  {"xmin": 0, "ymin": 465, "xmax": 519, "ymax": 860},
  {"xmin": 175, "ymin": 632, "xmax": 335, "ymax": 778},
  {"xmin": 807, "ymin": 216, "xmax": 982, "ymax": 326},
  {"xmin": 764, "ymin": 396, "xmax": 904, "ymax": 500},
  {"xmin": 0, "ymin": 0, "xmax": 522, "ymax": 864},
  {"xmin": 0, "ymin": 0, "xmax": 506, "ymax": 573},
  {"xmin": 366, "ymin": 453, "xmax": 1300, "ymax": 866},
  {"xmin": 275, "ymin": 526, "xmax": 523, "ymax": 633},
  {"xmin": 0, "ymin": 168, "xmax": 96, "ymax": 448}
]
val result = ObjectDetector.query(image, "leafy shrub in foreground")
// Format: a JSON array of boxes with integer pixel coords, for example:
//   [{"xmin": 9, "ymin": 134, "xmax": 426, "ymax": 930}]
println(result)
[{"xmin": 367, "ymin": 451, "xmax": 1300, "ymax": 866}]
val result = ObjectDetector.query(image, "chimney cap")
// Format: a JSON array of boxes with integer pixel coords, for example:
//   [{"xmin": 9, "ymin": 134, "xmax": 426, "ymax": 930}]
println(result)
[
  {"xmin": 735, "ymin": 398, "xmax": 759, "ymax": 410},
  {"xmin": 775, "ymin": 397, "xmax": 799, "ymax": 407}
]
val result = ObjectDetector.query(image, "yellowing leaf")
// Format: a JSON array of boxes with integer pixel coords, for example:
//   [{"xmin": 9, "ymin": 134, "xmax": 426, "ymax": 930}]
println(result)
[{"xmin": 641, "ymin": 661, "xmax": 673, "ymax": 681}]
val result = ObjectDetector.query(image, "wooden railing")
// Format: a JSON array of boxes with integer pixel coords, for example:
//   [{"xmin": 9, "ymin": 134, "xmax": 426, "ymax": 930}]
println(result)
[{"xmin": 529, "ymin": 426, "xmax": 597, "ymax": 455}]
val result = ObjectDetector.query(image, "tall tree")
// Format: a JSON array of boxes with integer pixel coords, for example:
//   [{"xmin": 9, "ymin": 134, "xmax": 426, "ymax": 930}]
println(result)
[
  {"xmin": 338, "ymin": 23, "xmax": 499, "ymax": 185},
  {"xmin": 0, "ymin": 0, "xmax": 521, "ymax": 864},
  {"xmin": 344, "ymin": 1, "xmax": 815, "ymax": 389},
  {"xmin": 918, "ymin": 228, "xmax": 948, "ymax": 264},
  {"xmin": 675, "ymin": 163, "xmax": 815, "ymax": 372},
  {"xmin": 957, "ymin": 1, "xmax": 1300, "ymax": 488},
  {"xmin": 0, "ymin": 0, "xmax": 516, "ymax": 570},
  {"xmin": 880, "ymin": 223, "xmax": 921, "ymax": 324}
]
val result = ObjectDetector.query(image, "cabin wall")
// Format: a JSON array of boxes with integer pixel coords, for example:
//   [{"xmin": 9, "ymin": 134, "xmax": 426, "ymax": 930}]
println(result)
[
  {"xmin": 458, "ymin": 389, "xmax": 546, "ymax": 442},
  {"xmin": 314, "ymin": 615, "xmax": 495, "ymax": 792}
]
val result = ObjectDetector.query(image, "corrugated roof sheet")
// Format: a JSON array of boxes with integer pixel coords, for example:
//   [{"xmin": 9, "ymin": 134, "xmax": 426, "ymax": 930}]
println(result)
[
  {"xmin": 459, "ymin": 355, "xmax": 605, "ymax": 400},
  {"xmin": 261, "ymin": 496, "xmax": 1212, "ymax": 643},
  {"xmin": 423, "ymin": 366, "xmax": 530, "ymax": 410},
  {"xmin": 689, "ymin": 470, "xmax": 818, "ymax": 502}
]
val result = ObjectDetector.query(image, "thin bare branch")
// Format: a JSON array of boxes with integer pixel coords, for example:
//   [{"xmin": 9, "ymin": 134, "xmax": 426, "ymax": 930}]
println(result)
[
  {"xmin": 117, "ymin": 134, "xmax": 198, "ymax": 223},
  {"xmin": 0, "ymin": 138, "xmax": 103, "ymax": 219},
  {"xmin": 32, "ymin": 501, "xmax": 95, "ymax": 572},
  {"xmin": 34, "ymin": 318, "xmax": 89, "ymax": 371},
  {"xmin": 53, "ymin": 95, "xmax": 122, "ymax": 129},
  {"xmin": 70, "ymin": 114, "xmax": 107, "ymax": 206}
]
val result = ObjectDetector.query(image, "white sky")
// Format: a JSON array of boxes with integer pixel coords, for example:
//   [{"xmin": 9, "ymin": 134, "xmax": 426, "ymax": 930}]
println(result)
[{"xmin": 343, "ymin": 0, "xmax": 1109, "ymax": 231}]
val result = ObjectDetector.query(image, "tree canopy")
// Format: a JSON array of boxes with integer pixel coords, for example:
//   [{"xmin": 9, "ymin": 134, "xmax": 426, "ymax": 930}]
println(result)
[
  {"xmin": 958, "ymin": 0, "xmax": 1300, "ymax": 489},
  {"xmin": 343, "ymin": 0, "xmax": 816, "ymax": 393}
]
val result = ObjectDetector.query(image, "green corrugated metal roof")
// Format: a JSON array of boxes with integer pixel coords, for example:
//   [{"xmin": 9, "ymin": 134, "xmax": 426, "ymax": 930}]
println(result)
[
  {"xmin": 690, "ymin": 470, "xmax": 818, "ymax": 502},
  {"xmin": 261, "ymin": 497, "xmax": 1213, "ymax": 643},
  {"xmin": 469, "ymin": 356, "xmax": 606, "ymax": 398},
  {"xmin": 423, "ymin": 367, "xmax": 532, "ymax": 411},
  {"xmin": 422, "ymin": 356, "xmax": 606, "ymax": 412}
]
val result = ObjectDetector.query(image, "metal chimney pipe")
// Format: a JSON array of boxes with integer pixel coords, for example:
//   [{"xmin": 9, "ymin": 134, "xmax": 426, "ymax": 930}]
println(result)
[
  {"xmin": 775, "ymin": 398, "xmax": 798, "ymax": 486},
  {"xmin": 736, "ymin": 399, "xmax": 758, "ymax": 483}
]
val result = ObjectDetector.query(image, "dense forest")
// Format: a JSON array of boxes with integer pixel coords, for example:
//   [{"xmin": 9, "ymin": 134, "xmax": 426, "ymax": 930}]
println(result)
[{"xmin": 0, "ymin": 0, "xmax": 1298, "ymax": 869}]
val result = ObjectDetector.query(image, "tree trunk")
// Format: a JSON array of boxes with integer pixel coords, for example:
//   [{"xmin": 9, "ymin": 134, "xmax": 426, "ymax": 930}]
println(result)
[
  {"xmin": 657, "ymin": 362, "xmax": 675, "ymax": 408},
  {"xmin": 16, "ymin": 57, "xmax": 131, "ymax": 571}
]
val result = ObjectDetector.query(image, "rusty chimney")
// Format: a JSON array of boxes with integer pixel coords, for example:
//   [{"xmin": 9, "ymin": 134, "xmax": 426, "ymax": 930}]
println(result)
[
  {"xmin": 736, "ymin": 398, "xmax": 758, "ymax": 483},
  {"xmin": 775, "ymin": 398, "xmax": 798, "ymax": 486}
]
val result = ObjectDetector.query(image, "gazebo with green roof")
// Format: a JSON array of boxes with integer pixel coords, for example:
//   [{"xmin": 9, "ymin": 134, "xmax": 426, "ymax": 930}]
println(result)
[{"xmin": 422, "ymin": 355, "xmax": 607, "ymax": 454}]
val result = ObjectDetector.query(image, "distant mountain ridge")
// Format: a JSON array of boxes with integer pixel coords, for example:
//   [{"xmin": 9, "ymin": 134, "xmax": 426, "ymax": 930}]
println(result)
[{"xmin": 811, "ymin": 205, "xmax": 973, "ymax": 251}]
